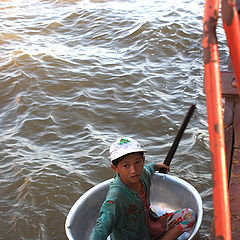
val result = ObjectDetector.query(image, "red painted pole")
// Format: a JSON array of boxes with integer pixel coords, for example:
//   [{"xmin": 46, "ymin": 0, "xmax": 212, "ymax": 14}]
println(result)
[
  {"xmin": 203, "ymin": 0, "xmax": 232, "ymax": 239},
  {"xmin": 222, "ymin": 0, "xmax": 240, "ymax": 94}
]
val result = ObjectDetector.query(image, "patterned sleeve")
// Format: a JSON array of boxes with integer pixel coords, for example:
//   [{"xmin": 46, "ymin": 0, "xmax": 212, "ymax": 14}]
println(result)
[
  {"xmin": 144, "ymin": 163, "xmax": 156, "ymax": 176},
  {"xmin": 90, "ymin": 200, "xmax": 116, "ymax": 240},
  {"xmin": 141, "ymin": 163, "xmax": 157, "ymax": 189}
]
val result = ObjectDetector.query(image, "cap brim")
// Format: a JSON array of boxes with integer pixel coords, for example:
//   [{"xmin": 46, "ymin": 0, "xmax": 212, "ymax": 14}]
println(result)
[{"xmin": 110, "ymin": 148, "xmax": 147, "ymax": 162}]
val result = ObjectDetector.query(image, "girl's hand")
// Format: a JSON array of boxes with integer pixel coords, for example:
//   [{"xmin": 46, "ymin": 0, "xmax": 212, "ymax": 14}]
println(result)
[{"xmin": 155, "ymin": 163, "xmax": 170, "ymax": 174}]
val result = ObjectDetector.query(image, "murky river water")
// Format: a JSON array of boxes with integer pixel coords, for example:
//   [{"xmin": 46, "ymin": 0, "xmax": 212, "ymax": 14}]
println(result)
[{"xmin": 0, "ymin": 0, "xmax": 229, "ymax": 239}]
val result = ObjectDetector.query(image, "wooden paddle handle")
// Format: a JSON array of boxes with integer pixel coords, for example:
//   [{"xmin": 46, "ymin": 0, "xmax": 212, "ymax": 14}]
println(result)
[{"xmin": 159, "ymin": 104, "xmax": 196, "ymax": 173}]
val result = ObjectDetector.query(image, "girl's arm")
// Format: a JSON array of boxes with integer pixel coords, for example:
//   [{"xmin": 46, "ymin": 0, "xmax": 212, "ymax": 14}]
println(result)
[
  {"xmin": 144, "ymin": 162, "xmax": 170, "ymax": 176},
  {"xmin": 90, "ymin": 200, "xmax": 116, "ymax": 240}
]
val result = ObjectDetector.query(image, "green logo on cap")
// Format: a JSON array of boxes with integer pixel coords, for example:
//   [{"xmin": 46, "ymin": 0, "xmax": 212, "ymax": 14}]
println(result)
[{"xmin": 119, "ymin": 138, "xmax": 130, "ymax": 145}]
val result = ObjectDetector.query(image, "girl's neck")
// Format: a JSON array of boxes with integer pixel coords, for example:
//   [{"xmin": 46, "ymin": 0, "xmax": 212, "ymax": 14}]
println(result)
[{"xmin": 121, "ymin": 178, "xmax": 142, "ymax": 192}]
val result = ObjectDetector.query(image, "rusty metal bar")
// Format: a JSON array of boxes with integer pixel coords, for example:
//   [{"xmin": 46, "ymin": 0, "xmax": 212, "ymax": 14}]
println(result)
[
  {"xmin": 202, "ymin": 0, "xmax": 232, "ymax": 239},
  {"xmin": 221, "ymin": 0, "xmax": 240, "ymax": 94}
]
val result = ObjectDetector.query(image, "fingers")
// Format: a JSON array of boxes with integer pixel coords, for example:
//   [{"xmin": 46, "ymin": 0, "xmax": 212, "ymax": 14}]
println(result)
[
  {"xmin": 156, "ymin": 163, "xmax": 170, "ymax": 173},
  {"xmin": 163, "ymin": 164, "xmax": 170, "ymax": 173}
]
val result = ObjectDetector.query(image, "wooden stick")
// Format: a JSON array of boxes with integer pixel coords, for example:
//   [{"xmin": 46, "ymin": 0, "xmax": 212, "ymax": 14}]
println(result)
[{"xmin": 159, "ymin": 104, "xmax": 196, "ymax": 173}]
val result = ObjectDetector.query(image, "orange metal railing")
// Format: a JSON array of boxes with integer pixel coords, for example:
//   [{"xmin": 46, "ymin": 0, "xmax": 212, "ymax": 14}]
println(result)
[
  {"xmin": 222, "ymin": 0, "xmax": 240, "ymax": 93},
  {"xmin": 202, "ymin": 0, "xmax": 234, "ymax": 239}
]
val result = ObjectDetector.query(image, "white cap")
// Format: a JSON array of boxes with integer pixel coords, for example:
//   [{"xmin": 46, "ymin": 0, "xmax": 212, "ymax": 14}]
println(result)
[{"xmin": 109, "ymin": 137, "xmax": 146, "ymax": 162}]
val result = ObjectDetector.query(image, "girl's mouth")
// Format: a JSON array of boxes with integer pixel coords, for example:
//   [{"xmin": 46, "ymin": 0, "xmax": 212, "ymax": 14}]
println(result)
[{"xmin": 131, "ymin": 175, "xmax": 139, "ymax": 180}]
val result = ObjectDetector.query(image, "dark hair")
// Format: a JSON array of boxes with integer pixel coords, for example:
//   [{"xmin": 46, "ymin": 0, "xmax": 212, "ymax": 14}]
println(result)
[{"xmin": 112, "ymin": 152, "xmax": 144, "ymax": 166}]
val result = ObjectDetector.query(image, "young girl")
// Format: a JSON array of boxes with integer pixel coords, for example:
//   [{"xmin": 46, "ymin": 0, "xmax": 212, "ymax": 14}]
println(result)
[{"xmin": 90, "ymin": 137, "xmax": 196, "ymax": 240}]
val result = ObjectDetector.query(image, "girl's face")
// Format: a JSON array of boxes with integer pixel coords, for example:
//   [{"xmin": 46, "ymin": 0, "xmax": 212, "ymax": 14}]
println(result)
[{"xmin": 111, "ymin": 152, "xmax": 145, "ymax": 187}]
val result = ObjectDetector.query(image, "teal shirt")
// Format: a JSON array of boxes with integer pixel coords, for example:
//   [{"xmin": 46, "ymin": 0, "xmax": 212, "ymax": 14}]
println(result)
[{"xmin": 90, "ymin": 163, "xmax": 157, "ymax": 240}]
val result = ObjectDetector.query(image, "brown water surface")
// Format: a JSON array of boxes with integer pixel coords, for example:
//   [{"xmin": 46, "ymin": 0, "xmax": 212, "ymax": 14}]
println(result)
[{"xmin": 0, "ymin": 0, "xmax": 229, "ymax": 239}]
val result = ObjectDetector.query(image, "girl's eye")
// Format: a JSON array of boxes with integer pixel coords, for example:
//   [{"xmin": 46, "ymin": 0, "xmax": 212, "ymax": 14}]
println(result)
[{"xmin": 123, "ymin": 164, "xmax": 129, "ymax": 168}]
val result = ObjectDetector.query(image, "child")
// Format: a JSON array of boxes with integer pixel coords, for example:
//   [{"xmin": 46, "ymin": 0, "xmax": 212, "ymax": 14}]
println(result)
[{"xmin": 90, "ymin": 137, "xmax": 196, "ymax": 240}]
